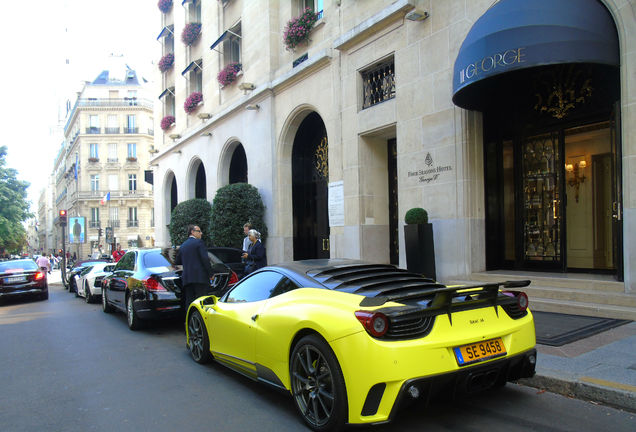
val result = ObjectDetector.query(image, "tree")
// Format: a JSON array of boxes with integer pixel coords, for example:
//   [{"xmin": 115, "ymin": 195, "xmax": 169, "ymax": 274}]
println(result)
[
  {"xmin": 168, "ymin": 198, "xmax": 213, "ymax": 246},
  {"xmin": 210, "ymin": 183, "xmax": 268, "ymax": 248},
  {"xmin": 0, "ymin": 146, "xmax": 31, "ymax": 253}
]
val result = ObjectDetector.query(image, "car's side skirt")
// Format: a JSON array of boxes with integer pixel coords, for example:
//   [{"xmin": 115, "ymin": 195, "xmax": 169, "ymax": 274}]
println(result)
[{"xmin": 212, "ymin": 351, "xmax": 288, "ymax": 392}]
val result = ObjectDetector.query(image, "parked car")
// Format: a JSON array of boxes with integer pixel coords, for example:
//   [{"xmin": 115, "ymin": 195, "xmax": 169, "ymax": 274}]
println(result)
[
  {"xmin": 75, "ymin": 262, "xmax": 115, "ymax": 303},
  {"xmin": 65, "ymin": 259, "xmax": 110, "ymax": 294},
  {"xmin": 101, "ymin": 248, "xmax": 231, "ymax": 330},
  {"xmin": 185, "ymin": 259, "xmax": 536, "ymax": 431},
  {"xmin": 0, "ymin": 259, "xmax": 48, "ymax": 302},
  {"xmin": 208, "ymin": 247, "xmax": 245, "ymax": 281}
]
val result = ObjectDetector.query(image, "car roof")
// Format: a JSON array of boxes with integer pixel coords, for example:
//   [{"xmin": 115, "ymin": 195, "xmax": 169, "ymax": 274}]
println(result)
[{"xmin": 267, "ymin": 259, "xmax": 442, "ymax": 298}]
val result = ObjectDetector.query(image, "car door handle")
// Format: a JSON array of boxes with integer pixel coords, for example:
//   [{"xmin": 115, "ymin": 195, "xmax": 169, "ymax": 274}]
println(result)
[{"xmin": 251, "ymin": 314, "xmax": 258, "ymax": 321}]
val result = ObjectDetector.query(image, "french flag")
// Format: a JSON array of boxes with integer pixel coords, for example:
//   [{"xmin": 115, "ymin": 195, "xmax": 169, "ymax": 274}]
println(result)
[{"xmin": 100, "ymin": 192, "xmax": 110, "ymax": 205}]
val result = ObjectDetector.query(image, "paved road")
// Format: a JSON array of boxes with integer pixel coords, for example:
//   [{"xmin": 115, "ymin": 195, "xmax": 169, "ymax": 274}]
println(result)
[{"xmin": 1, "ymin": 284, "xmax": 634, "ymax": 432}]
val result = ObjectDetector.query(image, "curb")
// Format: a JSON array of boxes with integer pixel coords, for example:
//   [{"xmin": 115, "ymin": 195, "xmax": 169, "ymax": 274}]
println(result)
[{"xmin": 519, "ymin": 370, "xmax": 636, "ymax": 413}]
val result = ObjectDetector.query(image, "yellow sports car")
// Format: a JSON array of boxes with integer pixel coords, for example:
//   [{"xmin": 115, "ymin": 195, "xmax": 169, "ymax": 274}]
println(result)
[{"xmin": 186, "ymin": 260, "xmax": 536, "ymax": 431}]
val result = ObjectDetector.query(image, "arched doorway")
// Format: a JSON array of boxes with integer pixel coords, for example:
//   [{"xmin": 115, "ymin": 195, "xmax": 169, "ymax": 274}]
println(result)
[
  {"xmin": 292, "ymin": 112, "xmax": 329, "ymax": 260},
  {"xmin": 229, "ymin": 144, "xmax": 247, "ymax": 184},
  {"xmin": 195, "ymin": 162, "xmax": 206, "ymax": 199}
]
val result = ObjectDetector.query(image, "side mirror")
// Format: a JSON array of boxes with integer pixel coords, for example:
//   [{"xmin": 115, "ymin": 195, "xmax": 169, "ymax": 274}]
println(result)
[{"xmin": 201, "ymin": 295, "xmax": 217, "ymax": 306}]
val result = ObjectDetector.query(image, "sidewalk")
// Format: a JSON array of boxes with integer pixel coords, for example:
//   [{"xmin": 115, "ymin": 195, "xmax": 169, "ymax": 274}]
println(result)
[{"xmin": 520, "ymin": 320, "xmax": 636, "ymax": 412}]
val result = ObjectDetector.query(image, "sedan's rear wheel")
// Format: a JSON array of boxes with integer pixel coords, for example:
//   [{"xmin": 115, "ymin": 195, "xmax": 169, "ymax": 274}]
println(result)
[
  {"xmin": 188, "ymin": 310, "xmax": 212, "ymax": 364},
  {"xmin": 102, "ymin": 287, "xmax": 113, "ymax": 313},
  {"xmin": 127, "ymin": 295, "xmax": 143, "ymax": 330},
  {"xmin": 290, "ymin": 335, "xmax": 347, "ymax": 432}
]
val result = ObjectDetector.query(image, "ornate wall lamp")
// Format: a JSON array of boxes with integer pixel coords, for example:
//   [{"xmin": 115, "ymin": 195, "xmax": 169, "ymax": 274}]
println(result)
[{"xmin": 565, "ymin": 160, "xmax": 586, "ymax": 203}]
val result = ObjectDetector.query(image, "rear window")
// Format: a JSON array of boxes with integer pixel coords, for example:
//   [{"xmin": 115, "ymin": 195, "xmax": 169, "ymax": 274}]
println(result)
[
  {"xmin": 211, "ymin": 249, "xmax": 242, "ymax": 263},
  {"xmin": 0, "ymin": 260, "xmax": 38, "ymax": 272},
  {"xmin": 143, "ymin": 252, "xmax": 171, "ymax": 272}
]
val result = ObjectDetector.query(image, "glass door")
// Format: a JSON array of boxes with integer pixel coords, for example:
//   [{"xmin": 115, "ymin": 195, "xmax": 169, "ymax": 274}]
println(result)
[
  {"xmin": 521, "ymin": 132, "xmax": 563, "ymax": 269},
  {"xmin": 611, "ymin": 103, "xmax": 624, "ymax": 280}
]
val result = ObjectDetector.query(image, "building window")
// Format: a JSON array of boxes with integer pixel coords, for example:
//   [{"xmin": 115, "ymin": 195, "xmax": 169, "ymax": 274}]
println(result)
[
  {"xmin": 186, "ymin": 59, "xmax": 203, "ymax": 94},
  {"xmin": 108, "ymin": 143, "xmax": 118, "ymax": 162},
  {"xmin": 126, "ymin": 115, "xmax": 137, "ymax": 133},
  {"xmin": 128, "ymin": 174, "xmax": 137, "ymax": 191},
  {"xmin": 297, "ymin": 0, "xmax": 323, "ymax": 17},
  {"xmin": 187, "ymin": 0, "xmax": 201, "ymax": 22},
  {"xmin": 164, "ymin": 92, "xmax": 175, "ymax": 117},
  {"xmin": 108, "ymin": 174, "xmax": 119, "ymax": 191},
  {"xmin": 163, "ymin": 32, "xmax": 174, "ymax": 56},
  {"xmin": 109, "ymin": 207, "xmax": 119, "ymax": 228},
  {"xmin": 128, "ymin": 207, "xmax": 138, "ymax": 227},
  {"xmin": 90, "ymin": 175, "xmax": 100, "ymax": 192},
  {"xmin": 106, "ymin": 115, "xmax": 119, "ymax": 134},
  {"xmin": 151, "ymin": 208, "xmax": 155, "ymax": 228},
  {"xmin": 128, "ymin": 239, "xmax": 138, "ymax": 248},
  {"xmin": 89, "ymin": 143, "xmax": 99, "ymax": 159},
  {"xmin": 88, "ymin": 115, "xmax": 100, "ymax": 134},
  {"xmin": 90, "ymin": 208, "xmax": 100, "ymax": 228},
  {"xmin": 361, "ymin": 58, "xmax": 395, "ymax": 110},
  {"xmin": 127, "ymin": 143, "xmax": 137, "ymax": 159},
  {"xmin": 223, "ymin": 22, "xmax": 241, "ymax": 66}
]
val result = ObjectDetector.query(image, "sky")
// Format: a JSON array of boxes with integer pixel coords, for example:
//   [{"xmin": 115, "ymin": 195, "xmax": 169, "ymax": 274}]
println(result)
[{"xmin": 1, "ymin": 0, "xmax": 160, "ymax": 211}]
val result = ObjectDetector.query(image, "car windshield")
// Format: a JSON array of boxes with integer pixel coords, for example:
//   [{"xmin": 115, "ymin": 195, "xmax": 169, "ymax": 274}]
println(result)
[
  {"xmin": 0, "ymin": 260, "xmax": 38, "ymax": 273},
  {"xmin": 143, "ymin": 251, "xmax": 172, "ymax": 273}
]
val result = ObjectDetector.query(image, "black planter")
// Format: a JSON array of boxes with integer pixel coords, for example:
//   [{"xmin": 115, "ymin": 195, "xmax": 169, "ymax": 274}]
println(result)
[{"xmin": 404, "ymin": 223, "xmax": 436, "ymax": 281}]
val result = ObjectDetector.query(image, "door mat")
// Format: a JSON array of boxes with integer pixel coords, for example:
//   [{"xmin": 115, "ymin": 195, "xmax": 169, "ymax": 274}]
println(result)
[{"xmin": 533, "ymin": 311, "xmax": 631, "ymax": 347}]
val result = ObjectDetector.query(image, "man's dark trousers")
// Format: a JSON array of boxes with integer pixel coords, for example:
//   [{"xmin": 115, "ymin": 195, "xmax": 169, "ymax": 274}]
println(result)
[{"xmin": 184, "ymin": 282, "xmax": 210, "ymax": 308}]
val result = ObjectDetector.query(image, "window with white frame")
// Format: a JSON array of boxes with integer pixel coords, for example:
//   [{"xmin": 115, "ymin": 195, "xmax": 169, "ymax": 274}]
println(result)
[
  {"xmin": 90, "ymin": 175, "xmax": 100, "ymax": 191},
  {"xmin": 223, "ymin": 22, "xmax": 241, "ymax": 66},
  {"xmin": 296, "ymin": 0, "xmax": 323, "ymax": 16},
  {"xmin": 187, "ymin": 59, "xmax": 203, "ymax": 94},
  {"xmin": 91, "ymin": 207, "xmax": 99, "ymax": 223},
  {"xmin": 187, "ymin": 0, "xmax": 201, "ymax": 22},
  {"xmin": 108, "ymin": 174, "xmax": 119, "ymax": 191},
  {"xmin": 89, "ymin": 143, "xmax": 99, "ymax": 159},
  {"xmin": 127, "ymin": 143, "xmax": 137, "ymax": 159},
  {"xmin": 128, "ymin": 174, "xmax": 137, "ymax": 191},
  {"xmin": 128, "ymin": 207, "xmax": 138, "ymax": 227},
  {"xmin": 164, "ymin": 32, "xmax": 174, "ymax": 55},
  {"xmin": 165, "ymin": 93, "xmax": 175, "ymax": 117},
  {"xmin": 108, "ymin": 143, "xmax": 118, "ymax": 162},
  {"xmin": 89, "ymin": 115, "xmax": 99, "ymax": 133},
  {"xmin": 126, "ymin": 115, "xmax": 137, "ymax": 133},
  {"xmin": 107, "ymin": 115, "xmax": 118, "ymax": 134},
  {"xmin": 109, "ymin": 207, "xmax": 119, "ymax": 227}
]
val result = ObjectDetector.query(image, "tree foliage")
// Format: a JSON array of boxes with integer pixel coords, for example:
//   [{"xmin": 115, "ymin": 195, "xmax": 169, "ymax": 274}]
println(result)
[
  {"xmin": 0, "ymin": 146, "xmax": 31, "ymax": 253},
  {"xmin": 168, "ymin": 198, "xmax": 213, "ymax": 247},
  {"xmin": 210, "ymin": 183, "xmax": 268, "ymax": 248}
]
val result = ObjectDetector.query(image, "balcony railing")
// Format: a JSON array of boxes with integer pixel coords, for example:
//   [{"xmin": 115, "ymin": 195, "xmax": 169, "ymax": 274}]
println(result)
[
  {"xmin": 107, "ymin": 157, "xmax": 119, "ymax": 163},
  {"xmin": 74, "ymin": 190, "xmax": 151, "ymax": 200},
  {"xmin": 362, "ymin": 59, "xmax": 395, "ymax": 109},
  {"xmin": 76, "ymin": 98, "xmax": 153, "ymax": 109},
  {"xmin": 127, "ymin": 220, "xmax": 139, "ymax": 227},
  {"xmin": 86, "ymin": 127, "xmax": 101, "ymax": 134},
  {"xmin": 104, "ymin": 127, "xmax": 120, "ymax": 134},
  {"xmin": 89, "ymin": 220, "xmax": 101, "ymax": 228},
  {"xmin": 124, "ymin": 127, "xmax": 139, "ymax": 134},
  {"xmin": 109, "ymin": 220, "xmax": 120, "ymax": 228}
]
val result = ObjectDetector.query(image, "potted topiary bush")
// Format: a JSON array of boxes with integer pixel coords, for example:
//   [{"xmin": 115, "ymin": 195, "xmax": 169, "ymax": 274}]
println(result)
[{"xmin": 404, "ymin": 208, "xmax": 436, "ymax": 280}]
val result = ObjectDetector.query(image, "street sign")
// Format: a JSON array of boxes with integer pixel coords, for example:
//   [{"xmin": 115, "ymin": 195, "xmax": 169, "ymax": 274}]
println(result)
[{"xmin": 105, "ymin": 227, "xmax": 114, "ymax": 244}]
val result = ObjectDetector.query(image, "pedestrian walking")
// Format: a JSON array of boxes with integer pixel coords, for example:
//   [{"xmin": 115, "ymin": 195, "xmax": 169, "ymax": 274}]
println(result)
[
  {"xmin": 241, "ymin": 229, "xmax": 267, "ymax": 275},
  {"xmin": 175, "ymin": 224, "xmax": 215, "ymax": 307},
  {"xmin": 36, "ymin": 255, "xmax": 51, "ymax": 274}
]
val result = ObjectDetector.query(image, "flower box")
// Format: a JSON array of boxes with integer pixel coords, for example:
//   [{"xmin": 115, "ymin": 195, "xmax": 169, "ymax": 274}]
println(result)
[
  {"xmin": 283, "ymin": 8, "xmax": 319, "ymax": 51},
  {"xmin": 184, "ymin": 92, "xmax": 203, "ymax": 114},
  {"xmin": 182, "ymin": 22, "xmax": 202, "ymax": 46},
  {"xmin": 160, "ymin": 115, "xmax": 176, "ymax": 131},
  {"xmin": 88, "ymin": 157, "xmax": 99, "ymax": 163},
  {"xmin": 158, "ymin": 53, "xmax": 174, "ymax": 72},
  {"xmin": 217, "ymin": 62, "xmax": 242, "ymax": 87},
  {"xmin": 157, "ymin": 0, "xmax": 173, "ymax": 14},
  {"xmin": 126, "ymin": 157, "xmax": 138, "ymax": 163}
]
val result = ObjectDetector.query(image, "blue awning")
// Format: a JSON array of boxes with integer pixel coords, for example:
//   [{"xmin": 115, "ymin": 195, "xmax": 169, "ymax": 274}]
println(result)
[
  {"xmin": 156, "ymin": 25, "xmax": 174, "ymax": 41},
  {"xmin": 210, "ymin": 30, "xmax": 228, "ymax": 51},
  {"xmin": 452, "ymin": 0, "xmax": 619, "ymax": 110},
  {"xmin": 182, "ymin": 60, "xmax": 202, "ymax": 76},
  {"xmin": 158, "ymin": 87, "xmax": 175, "ymax": 100}
]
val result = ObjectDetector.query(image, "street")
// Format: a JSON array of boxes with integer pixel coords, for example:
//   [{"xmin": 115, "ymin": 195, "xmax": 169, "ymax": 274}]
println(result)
[{"xmin": 0, "ymin": 281, "xmax": 634, "ymax": 432}]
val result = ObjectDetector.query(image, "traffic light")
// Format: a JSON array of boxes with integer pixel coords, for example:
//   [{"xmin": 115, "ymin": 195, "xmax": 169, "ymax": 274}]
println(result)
[
  {"xmin": 59, "ymin": 210, "xmax": 67, "ymax": 226},
  {"xmin": 98, "ymin": 228, "xmax": 103, "ymax": 237}
]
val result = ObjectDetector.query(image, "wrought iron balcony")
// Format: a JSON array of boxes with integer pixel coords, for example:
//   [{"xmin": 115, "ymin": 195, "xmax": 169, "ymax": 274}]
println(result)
[
  {"xmin": 109, "ymin": 220, "xmax": 120, "ymax": 228},
  {"xmin": 104, "ymin": 127, "xmax": 120, "ymax": 134},
  {"xmin": 127, "ymin": 220, "xmax": 139, "ymax": 227},
  {"xmin": 86, "ymin": 127, "xmax": 101, "ymax": 134},
  {"xmin": 89, "ymin": 220, "xmax": 101, "ymax": 228},
  {"xmin": 124, "ymin": 127, "xmax": 139, "ymax": 134}
]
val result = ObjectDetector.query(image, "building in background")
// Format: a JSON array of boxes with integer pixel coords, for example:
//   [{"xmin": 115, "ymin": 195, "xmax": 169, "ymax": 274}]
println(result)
[
  {"xmin": 149, "ymin": 1, "xmax": 635, "ymax": 312},
  {"xmin": 54, "ymin": 60, "xmax": 155, "ymax": 258}
]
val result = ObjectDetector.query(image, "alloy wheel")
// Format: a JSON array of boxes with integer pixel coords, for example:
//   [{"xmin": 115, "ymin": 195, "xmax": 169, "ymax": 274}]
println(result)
[{"xmin": 188, "ymin": 313, "xmax": 204, "ymax": 361}]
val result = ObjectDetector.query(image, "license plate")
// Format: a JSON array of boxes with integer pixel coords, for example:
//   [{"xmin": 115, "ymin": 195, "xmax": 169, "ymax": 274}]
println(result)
[
  {"xmin": 454, "ymin": 338, "xmax": 506, "ymax": 366},
  {"xmin": 6, "ymin": 276, "xmax": 26, "ymax": 284}
]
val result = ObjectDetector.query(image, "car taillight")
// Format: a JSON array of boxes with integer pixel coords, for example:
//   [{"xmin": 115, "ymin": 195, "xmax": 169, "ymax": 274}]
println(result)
[
  {"xmin": 34, "ymin": 271, "xmax": 46, "ymax": 281},
  {"xmin": 228, "ymin": 271, "xmax": 238, "ymax": 286},
  {"xmin": 502, "ymin": 290, "xmax": 529, "ymax": 311},
  {"xmin": 143, "ymin": 277, "xmax": 167, "ymax": 291},
  {"xmin": 355, "ymin": 310, "xmax": 389, "ymax": 338}
]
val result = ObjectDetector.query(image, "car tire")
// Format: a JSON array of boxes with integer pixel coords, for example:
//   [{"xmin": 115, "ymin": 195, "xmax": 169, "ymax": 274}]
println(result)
[
  {"xmin": 127, "ymin": 295, "xmax": 143, "ymax": 331},
  {"xmin": 188, "ymin": 310, "xmax": 212, "ymax": 364},
  {"xmin": 290, "ymin": 335, "xmax": 347, "ymax": 432},
  {"xmin": 84, "ymin": 281, "xmax": 94, "ymax": 303},
  {"xmin": 40, "ymin": 290, "xmax": 49, "ymax": 301},
  {"xmin": 74, "ymin": 281, "xmax": 80, "ymax": 298},
  {"xmin": 102, "ymin": 287, "xmax": 114, "ymax": 313}
]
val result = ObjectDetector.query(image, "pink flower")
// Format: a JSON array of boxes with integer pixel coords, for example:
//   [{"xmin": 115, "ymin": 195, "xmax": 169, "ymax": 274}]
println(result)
[
  {"xmin": 283, "ymin": 9, "xmax": 318, "ymax": 50},
  {"xmin": 184, "ymin": 92, "xmax": 203, "ymax": 114},
  {"xmin": 157, "ymin": 0, "xmax": 173, "ymax": 14},
  {"xmin": 158, "ymin": 53, "xmax": 174, "ymax": 72},
  {"xmin": 160, "ymin": 115, "xmax": 175, "ymax": 131}
]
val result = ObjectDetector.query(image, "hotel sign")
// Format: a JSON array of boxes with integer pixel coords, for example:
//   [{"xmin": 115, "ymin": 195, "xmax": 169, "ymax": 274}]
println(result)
[
  {"xmin": 458, "ymin": 47, "xmax": 526, "ymax": 85},
  {"xmin": 407, "ymin": 153, "xmax": 453, "ymax": 184}
]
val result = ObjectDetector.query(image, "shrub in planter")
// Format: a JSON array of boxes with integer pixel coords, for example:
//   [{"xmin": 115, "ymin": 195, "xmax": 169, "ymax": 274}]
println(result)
[
  {"xmin": 158, "ymin": 53, "xmax": 174, "ymax": 72},
  {"xmin": 182, "ymin": 22, "xmax": 202, "ymax": 46},
  {"xmin": 283, "ymin": 8, "xmax": 319, "ymax": 51},
  {"xmin": 169, "ymin": 198, "xmax": 213, "ymax": 247},
  {"xmin": 210, "ymin": 183, "xmax": 268, "ymax": 248},
  {"xmin": 404, "ymin": 208, "xmax": 436, "ymax": 280},
  {"xmin": 217, "ymin": 62, "xmax": 242, "ymax": 87},
  {"xmin": 157, "ymin": 0, "xmax": 173, "ymax": 14},
  {"xmin": 160, "ymin": 115, "xmax": 176, "ymax": 131},
  {"xmin": 184, "ymin": 92, "xmax": 203, "ymax": 114}
]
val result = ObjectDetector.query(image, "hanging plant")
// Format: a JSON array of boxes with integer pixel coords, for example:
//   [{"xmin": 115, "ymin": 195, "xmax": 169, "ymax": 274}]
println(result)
[
  {"xmin": 217, "ymin": 62, "xmax": 242, "ymax": 87},
  {"xmin": 283, "ymin": 8, "xmax": 319, "ymax": 51},
  {"xmin": 158, "ymin": 53, "xmax": 175, "ymax": 73},
  {"xmin": 160, "ymin": 115, "xmax": 176, "ymax": 131},
  {"xmin": 184, "ymin": 92, "xmax": 203, "ymax": 114},
  {"xmin": 157, "ymin": 0, "xmax": 173, "ymax": 14},
  {"xmin": 182, "ymin": 22, "xmax": 202, "ymax": 46}
]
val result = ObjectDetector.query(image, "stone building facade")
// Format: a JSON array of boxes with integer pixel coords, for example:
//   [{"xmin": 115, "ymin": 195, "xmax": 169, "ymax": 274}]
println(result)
[{"xmin": 151, "ymin": 0, "xmax": 636, "ymax": 298}]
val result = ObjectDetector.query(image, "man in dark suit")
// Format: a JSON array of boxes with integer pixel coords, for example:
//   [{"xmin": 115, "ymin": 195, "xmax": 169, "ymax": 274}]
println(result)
[{"xmin": 175, "ymin": 225, "xmax": 214, "ymax": 307}]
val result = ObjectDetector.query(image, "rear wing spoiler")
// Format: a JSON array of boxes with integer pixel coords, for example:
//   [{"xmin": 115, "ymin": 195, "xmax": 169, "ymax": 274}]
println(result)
[{"xmin": 359, "ymin": 280, "xmax": 531, "ymax": 324}]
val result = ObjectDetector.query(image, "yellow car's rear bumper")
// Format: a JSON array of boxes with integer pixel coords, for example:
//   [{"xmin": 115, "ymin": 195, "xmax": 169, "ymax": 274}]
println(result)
[{"xmin": 330, "ymin": 310, "xmax": 536, "ymax": 425}]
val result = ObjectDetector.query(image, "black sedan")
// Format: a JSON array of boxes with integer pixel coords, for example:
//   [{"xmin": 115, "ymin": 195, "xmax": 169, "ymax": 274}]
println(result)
[
  {"xmin": 208, "ymin": 247, "xmax": 245, "ymax": 281},
  {"xmin": 0, "ymin": 259, "xmax": 48, "ymax": 303},
  {"xmin": 101, "ymin": 248, "xmax": 231, "ymax": 330}
]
